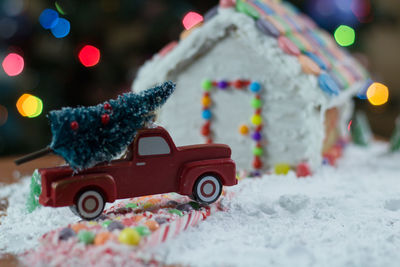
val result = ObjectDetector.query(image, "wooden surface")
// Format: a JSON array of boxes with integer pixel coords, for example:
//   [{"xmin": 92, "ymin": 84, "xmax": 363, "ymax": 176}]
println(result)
[{"xmin": 0, "ymin": 155, "xmax": 65, "ymax": 266}]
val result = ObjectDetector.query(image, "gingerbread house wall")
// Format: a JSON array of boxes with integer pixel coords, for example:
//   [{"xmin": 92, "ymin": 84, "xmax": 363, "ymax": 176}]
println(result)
[{"xmin": 155, "ymin": 33, "xmax": 332, "ymax": 171}]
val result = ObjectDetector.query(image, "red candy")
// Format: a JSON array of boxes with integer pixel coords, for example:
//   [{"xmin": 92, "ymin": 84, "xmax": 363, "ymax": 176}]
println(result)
[
  {"xmin": 253, "ymin": 156, "xmax": 262, "ymax": 169},
  {"xmin": 296, "ymin": 162, "xmax": 311, "ymax": 178},
  {"xmin": 278, "ymin": 36, "xmax": 300, "ymax": 56}
]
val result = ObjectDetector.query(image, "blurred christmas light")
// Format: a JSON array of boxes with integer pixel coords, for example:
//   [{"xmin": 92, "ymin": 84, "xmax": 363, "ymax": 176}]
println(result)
[
  {"xmin": 78, "ymin": 45, "xmax": 101, "ymax": 67},
  {"xmin": 351, "ymin": 0, "xmax": 373, "ymax": 23},
  {"xmin": 0, "ymin": 105, "xmax": 8, "ymax": 126},
  {"xmin": 366, "ymin": 83, "xmax": 389, "ymax": 106},
  {"xmin": 2, "ymin": 53, "xmax": 24, "ymax": 76},
  {"xmin": 182, "ymin": 12, "xmax": 203, "ymax": 30},
  {"xmin": 3, "ymin": 0, "xmax": 24, "ymax": 16},
  {"xmin": 39, "ymin": 9, "xmax": 59, "ymax": 30},
  {"xmin": 16, "ymin": 94, "xmax": 43, "ymax": 118},
  {"xmin": 334, "ymin": 25, "xmax": 355, "ymax": 46},
  {"xmin": 50, "ymin": 18, "xmax": 70, "ymax": 38}
]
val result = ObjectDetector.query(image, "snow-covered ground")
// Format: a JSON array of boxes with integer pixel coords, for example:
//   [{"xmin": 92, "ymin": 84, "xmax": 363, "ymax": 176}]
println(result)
[{"xmin": 1, "ymin": 142, "xmax": 400, "ymax": 267}]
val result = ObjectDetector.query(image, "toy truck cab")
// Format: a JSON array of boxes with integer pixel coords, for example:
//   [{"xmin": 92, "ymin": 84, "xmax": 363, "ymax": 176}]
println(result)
[{"xmin": 38, "ymin": 127, "xmax": 237, "ymax": 220}]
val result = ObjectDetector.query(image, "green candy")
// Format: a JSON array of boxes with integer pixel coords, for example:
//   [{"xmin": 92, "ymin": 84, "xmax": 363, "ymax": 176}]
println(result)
[
  {"xmin": 101, "ymin": 220, "xmax": 112, "ymax": 228},
  {"xmin": 251, "ymin": 98, "xmax": 262, "ymax": 109},
  {"xmin": 236, "ymin": 0, "xmax": 260, "ymax": 19},
  {"xmin": 125, "ymin": 203, "xmax": 138, "ymax": 209},
  {"xmin": 135, "ymin": 226, "xmax": 151, "ymax": 236},
  {"xmin": 253, "ymin": 147, "xmax": 263, "ymax": 156},
  {"xmin": 168, "ymin": 209, "xmax": 183, "ymax": 217},
  {"xmin": 202, "ymin": 79, "xmax": 213, "ymax": 91},
  {"xmin": 78, "ymin": 230, "xmax": 95, "ymax": 245}
]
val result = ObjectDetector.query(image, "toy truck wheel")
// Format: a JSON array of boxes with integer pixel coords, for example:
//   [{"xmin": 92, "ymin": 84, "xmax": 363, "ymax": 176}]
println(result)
[
  {"xmin": 74, "ymin": 190, "xmax": 105, "ymax": 220},
  {"xmin": 193, "ymin": 174, "xmax": 222, "ymax": 204}
]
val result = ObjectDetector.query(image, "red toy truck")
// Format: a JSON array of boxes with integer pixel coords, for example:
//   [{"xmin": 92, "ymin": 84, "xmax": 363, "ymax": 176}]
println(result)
[{"xmin": 37, "ymin": 127, "xmax": 237, "ymax": 220}]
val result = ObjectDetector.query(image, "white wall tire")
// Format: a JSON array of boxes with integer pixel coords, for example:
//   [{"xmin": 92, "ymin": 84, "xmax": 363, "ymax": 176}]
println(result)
[
  {"xmin": 75, "ymin": 190, "xmax": 105, "ymax": 220},
  {"xmin": 193, "ymin": 175, "xmax": 222, "ymax": 204}
]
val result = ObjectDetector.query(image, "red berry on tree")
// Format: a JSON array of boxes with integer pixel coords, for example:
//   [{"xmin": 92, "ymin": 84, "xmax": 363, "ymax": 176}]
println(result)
[
  {"xmin": 101, "ymin": 114, "xmax": 110, "ymax": 125},
  {"xmin": 104, "ymin": 103, "xmax": 112, "ymax": 111},
  {"xmin": 70, "ymin": 121, "xmax": 79, "ymax": 131}
]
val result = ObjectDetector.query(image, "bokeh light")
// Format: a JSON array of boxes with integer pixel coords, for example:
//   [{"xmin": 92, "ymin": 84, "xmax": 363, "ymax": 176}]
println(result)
[
  {"xmin": 2, "ymin": 53, "xmax": 24, "ymax": 76},
  {"xmin": 334, "ymin": 25, "xmax": 355, "ymax": 46},
  {"xmin": 0, "ymin": 105, "xmax": 8, "ymax": 126},
  {"xmin": 55, "ymin": 2, "xmax": 66, "ymax": 15},
  {"xmin": 78, "ymin": 45, "xmax": 101, "ymax": 67},
  {"xmin": 50, "ymin": 18, "xmax": 70, "ymax": 38},
  {"xmin": 366, "ymin": 83, "xmax": 389, "ymax": 106},
  {"xmin": 39, "ymin": 9, "xmax": 59, "ymax": 30},
  {"xmin": 182, "ymin": 12, "xmax": 203, "ymax": 30},
  {"xmin": 16, "ymin": 94, "xmax": 43, "ymax": 118}
]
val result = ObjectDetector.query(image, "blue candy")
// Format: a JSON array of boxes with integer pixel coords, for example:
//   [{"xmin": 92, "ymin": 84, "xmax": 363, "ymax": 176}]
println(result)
[
  {"xmin": 253, "ymin": 1, "xmax": 275, "ymax": 15},
  {"xmin": 256, "ymin": 19, "xmax": 280, "ymax": 38},
  {"xmin": 318, "ymin": 73, "xmax": 340, "ymax": 96},
  {"xmin": 249, "ymin": 82, "xmax": 261, "ymax": 93},
  {"xmin": 305, "ymin": 52, "xmax": 327, "ymax": 70},
  {"xmin": 202, "ymin": 109, "xmax": 212, "ymax": 120}
]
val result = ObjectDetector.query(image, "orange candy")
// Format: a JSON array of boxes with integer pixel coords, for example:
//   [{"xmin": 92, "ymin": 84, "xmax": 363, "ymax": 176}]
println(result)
[
  {"xmin": 94, "ymin": 232, "xmax": 112, "ymax": 246},
  {"xmin": 239, "ymin": 125, "xmax": 249, "ymax": 135},
  {"xmin": 71, "ymin": 223, "xmax": 88, "ymax": 233},
  {"xmin": 144, "ymin": 220, "xmax": 160, "ymax": 232},
  {"xmin": 201, "ymin": 96, "xmax": 211, "ymax": 107},
  {"xmin": 134, "ymin": 215, "xmax": 145, "ymax": 222}
]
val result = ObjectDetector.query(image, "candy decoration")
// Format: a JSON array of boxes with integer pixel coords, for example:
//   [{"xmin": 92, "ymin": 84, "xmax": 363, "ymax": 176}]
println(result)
[
  {"xmin": 202, "ymin": 109, "xmax": 212, "ymax": 120},
  {"xmin": 296, "ymin": 162, "xmax": 311, "ymax": 178},
  {"xmin": 217, "ymin": 80, "xmax": 228, "ymax": 89},
  {"xmin": 125, "ymin": 203, "xmax": 138, "ymax": 209},
  {"xmin": 239, "ymin": 124, "xmax": 249, "ymax": 135},
  {"xmin": 107, "ymin": 221, "xmax": 125, "ymax": 231},
  {"xmin": 176, "ymin": 203, "xmax": 193, "ymax": 212},
  {"xmin": 144, "ymin": 220, "xmax": 160, "ymax": 231},
  {"xmin": 253, "ymin": 147, "xmax": 263, "ymax": 156},
  {"xmin": 236, "ymin": 0, "xmax": 260, "ymax": 19},
  {"xmin": 159, "ymin": 41, "xmax": 178, "ymax": 57},
  {"xmin": 118, "ymin": 228, "xmax": 141, "ymax": 246},
  {"xmin": 220, "ymin": 0, "xmax": 235, "ymax": 8},
  {"xmin": 253, "ymin": 156, "xmax": 262, "ymax": 169},
  {"xmin": 168, "ymin": 209, "xmax": 184, "ymax": 217},
  {"xmin": 318, "ymin": 73, "xmax": 340, "ymax": 96},
  {"xmin": 278, "ymin": 36, "xmax": 300, "ymax": 56},
  {"xmin": 274, "ymin": 163, "xmax": 291, "ymax": 175},
  {"xmin": 253, "ymin": 1, "xmax": 275, "ymax": 15},
  {"xmin": 72, "ymin": 223, "xmax": 88, "ymax": 233},
  {"xmin": 200, "ymin": 79, "xmax": 264, "ymax": 171},
  {"xmin": 59, "ymin": 227, "xmax": 76, "ymax": 241},
  {"xmin": 251, "ymin": 114, "xmax": 262, "ymax": 126},
  {"xmin": 299, "ymin": 55, "xmax": 321, "ymax": 75},
  {"xmin": 70, "ymin": 121, "xmax": 79, "ymax": 131},
  {"xmin": 304, "ymin": 52, "xmax": 328, "ymax": 70},
  {"xmin": 94, "ymin": 232, "xmax": 112, "ymax": 246},
  {"xmin": 101, "ymin": 220, "xmax": 112, "ymax": 228},
  {"xmin": 135, "ymin": 226, "xmax": 151, "ymax": 237},
  {"xmin": 202, "ymin": 79, "xmax": 213, "ymax": 91},
  {"xmin": 78, "ymin": 230, "xmax": 95, "ymax": 245},
  {"xmin": 255, "ymin": 18, "xmax": 280, "ymax": 38}
]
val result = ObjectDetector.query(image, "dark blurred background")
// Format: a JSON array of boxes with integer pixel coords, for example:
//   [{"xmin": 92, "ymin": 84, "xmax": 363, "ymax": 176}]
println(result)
[{"xmin": 0, "ymin": 0, "xmax": 399, "ymax": 156}]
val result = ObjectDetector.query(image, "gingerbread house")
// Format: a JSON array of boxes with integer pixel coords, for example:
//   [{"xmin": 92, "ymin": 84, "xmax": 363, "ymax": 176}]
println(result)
[{"xmin": 132, "ymin": 0, "xmax": 368, "ymax": 173}]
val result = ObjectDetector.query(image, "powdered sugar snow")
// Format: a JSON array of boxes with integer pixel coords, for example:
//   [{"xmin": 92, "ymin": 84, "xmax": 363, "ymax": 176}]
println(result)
[{"xmin": 1, "ymin": 142, "xmax": 400, "ymax": 267}]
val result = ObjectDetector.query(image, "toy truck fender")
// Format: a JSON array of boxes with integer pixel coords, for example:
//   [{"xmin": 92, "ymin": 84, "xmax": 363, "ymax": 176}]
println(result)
[
  {"xmin": 49, "ymin": 174, "xmax": 117, "ymax": 207},
  {"xmin": 178, "ymin": 158, "xmax": 236, "ymax": 196}
]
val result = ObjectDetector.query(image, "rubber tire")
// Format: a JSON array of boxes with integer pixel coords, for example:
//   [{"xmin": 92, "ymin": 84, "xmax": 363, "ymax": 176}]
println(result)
[
  {"xmin": 193, "ymin": 175, "xmax": 222, "ymax": 204},
  {"xmin": 74, "ymin": 189, "xmax": 105, "ymax": 220}
]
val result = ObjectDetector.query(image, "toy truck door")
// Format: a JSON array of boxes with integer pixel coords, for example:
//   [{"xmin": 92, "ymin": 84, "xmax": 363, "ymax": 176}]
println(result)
[{"xmin": 132, "ymin": 134, "xmax": 177, "ymax": 195}]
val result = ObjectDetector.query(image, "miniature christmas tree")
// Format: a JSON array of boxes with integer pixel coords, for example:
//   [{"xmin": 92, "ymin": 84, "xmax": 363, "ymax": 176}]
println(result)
[
  {"xmin": 390, "ymin": 116, "xmax": 400, "ymax": 152},
  {"xmin": 48, "ymin": 81, "xmax": 175, "ymax": 170},
  {"xmin": 26, "ymin": 169, "xmax": 42, "ymax": 213},
  {"xmin": 351, "ymin": 111, "xmax": 372, "ymax": 146}
]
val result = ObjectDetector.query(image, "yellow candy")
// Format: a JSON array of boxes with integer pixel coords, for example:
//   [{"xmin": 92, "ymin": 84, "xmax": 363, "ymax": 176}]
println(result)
[
  {"xmin": 201, "ymin": 96, "xmax": 211, "ymax": 107},
  {"xmin": 274, "ymin": 163, "xmax": 291, "ymax": 175},
  {"xmin": 118, "ymin": 228, "xmax": 141, "ymax": 246},
  {"xmin": 238, "ymin": 124, "xmax": 249, "ymax": 135},
  {"xmin": 251, "ymin": 114, "xmax": 262, "ymax": 126}
]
